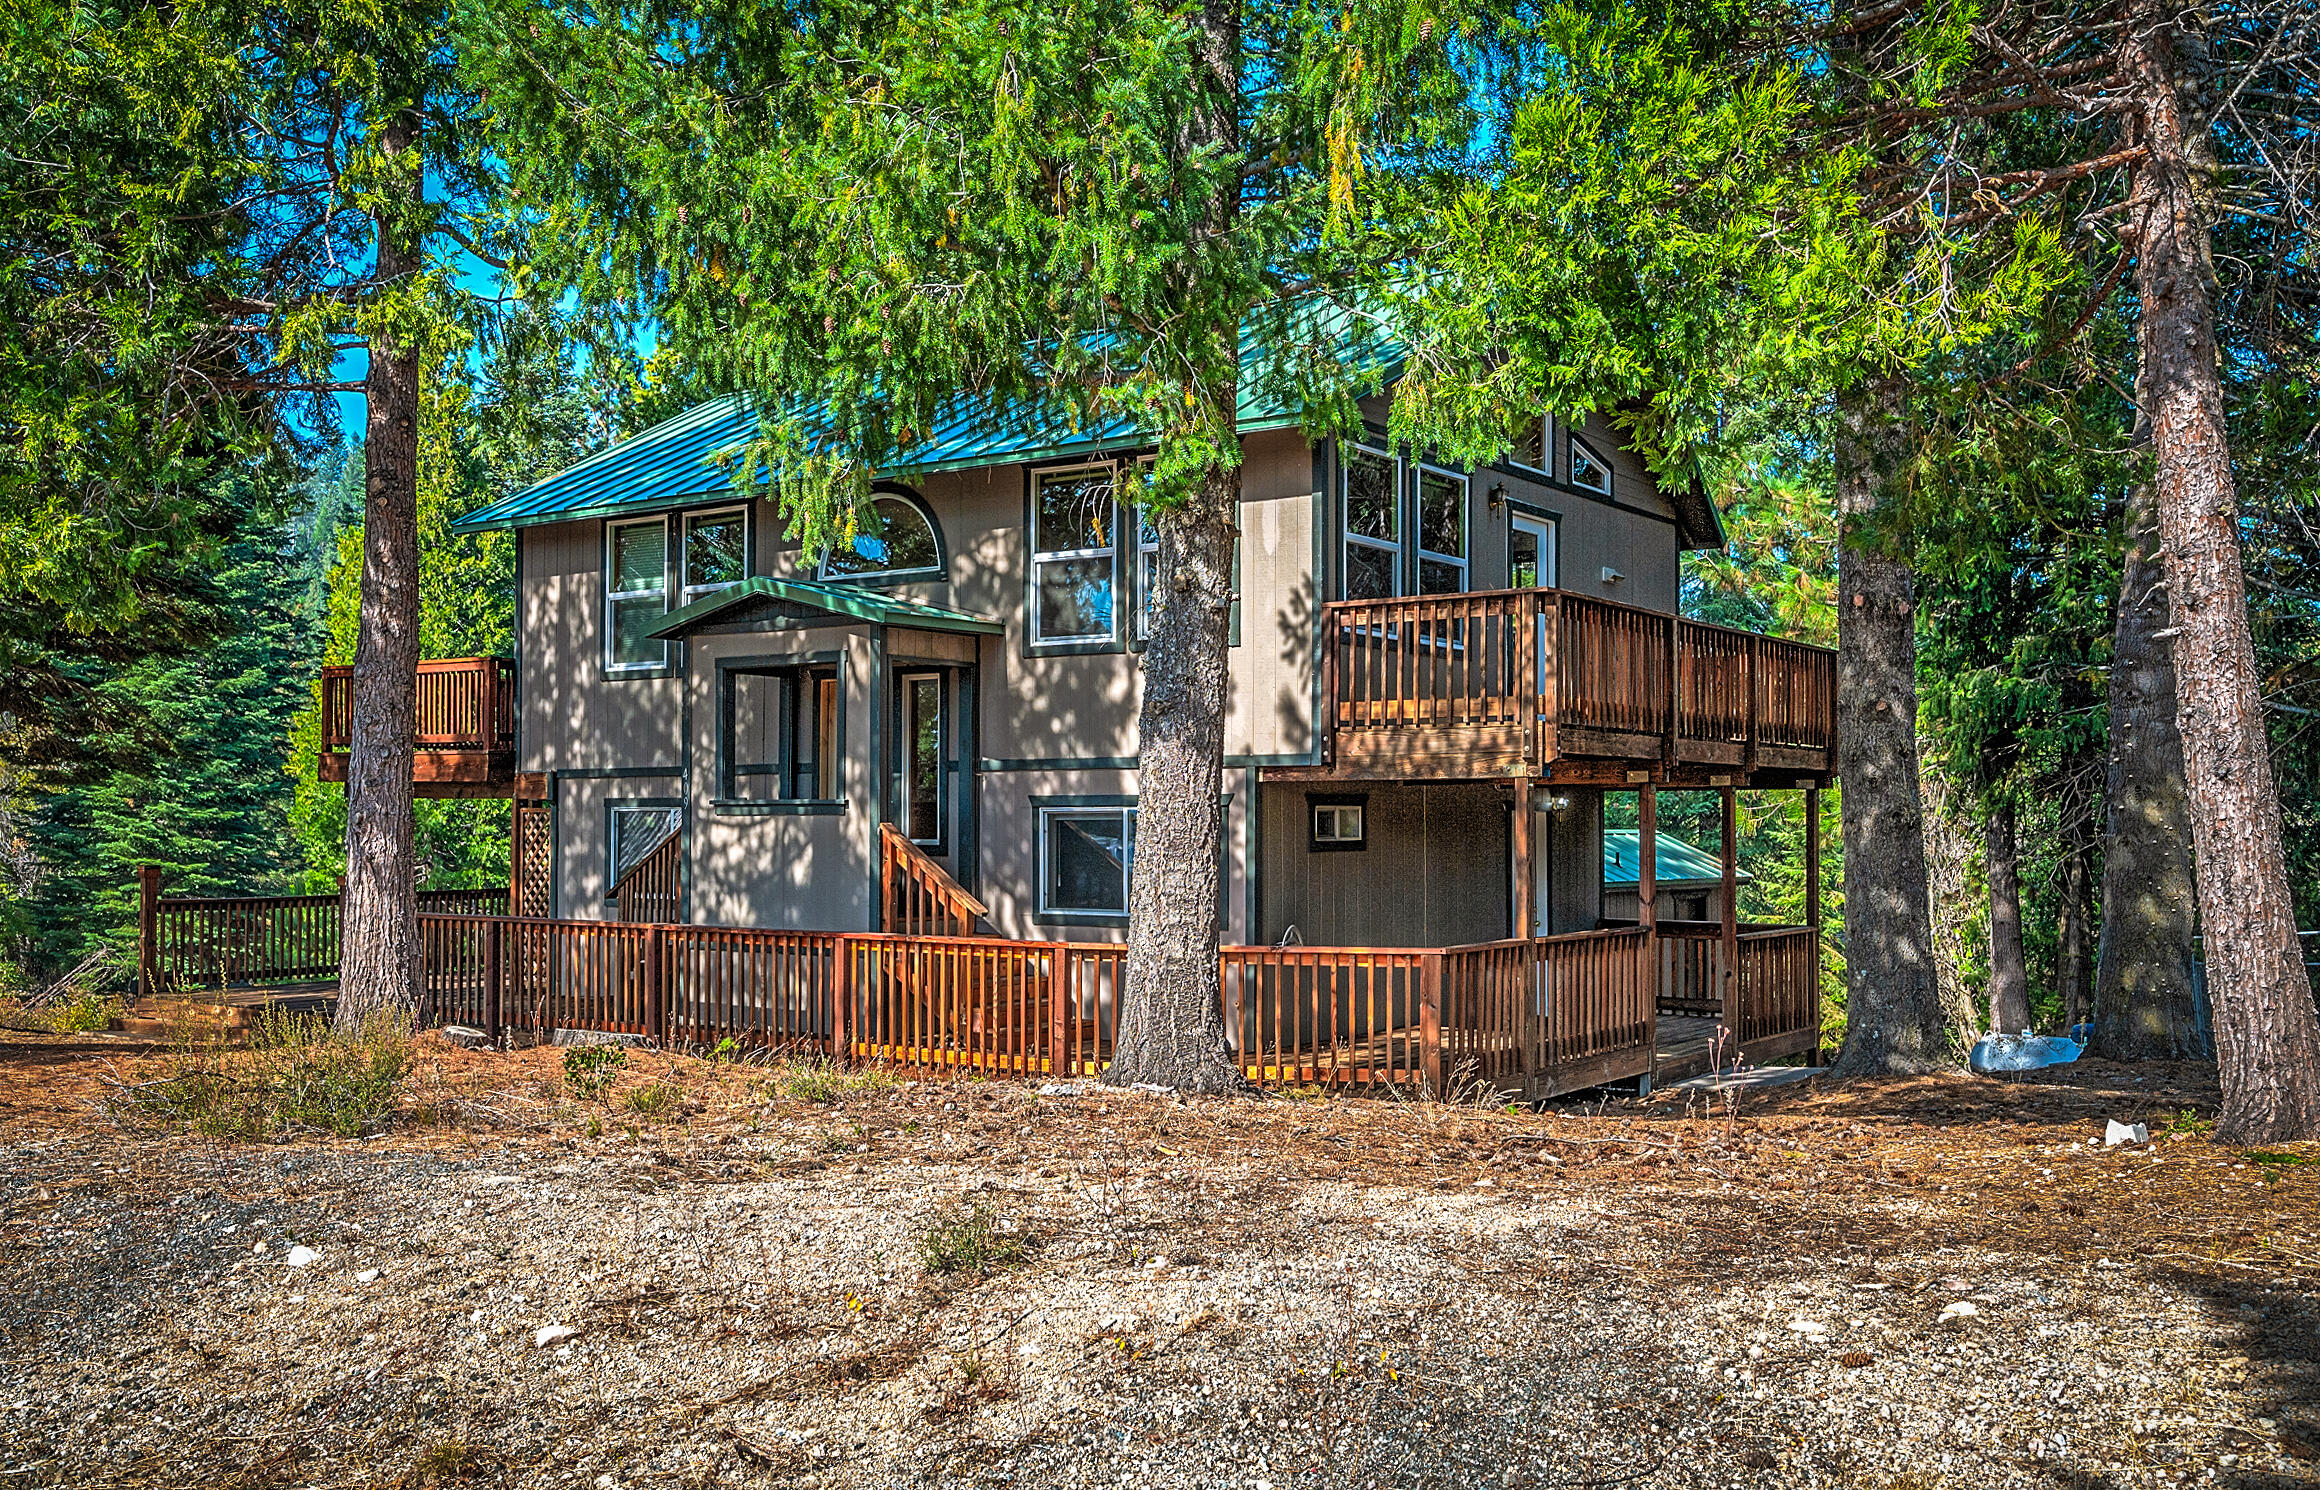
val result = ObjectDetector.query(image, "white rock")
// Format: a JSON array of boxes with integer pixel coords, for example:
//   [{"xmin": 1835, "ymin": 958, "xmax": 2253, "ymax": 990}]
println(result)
[
  {"xmin": 1786, "ymin": 1318, "xmax": 1828, "ymax": 1336},
  {"xmin": 2104, "ymin": 1119, "xmax": 2149, "ymax": 1146},
  {"xmin": 251, "ymin": 1240, "xmax": 268, "ymax": 1254},
  {"xmin": 1940, "ymin": 1301, "xmax": 1979, "ymax": 1322},
  {"xmin": 355, "ymin": 1269, "xmax": 381, "ymax": 1284},
  {"xmin": 534, "ymin": 1324, "xmax": 579, "ymax": 1349},
  {"xmin": 284, "ymin": 1246, "xmax": 322, "ymax": 1269}
]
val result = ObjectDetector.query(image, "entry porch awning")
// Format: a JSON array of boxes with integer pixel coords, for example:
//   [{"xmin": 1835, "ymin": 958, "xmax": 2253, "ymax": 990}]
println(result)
[{"xmin": 643, "ymin": 575, "xmax": 1005, "ymax": 641}]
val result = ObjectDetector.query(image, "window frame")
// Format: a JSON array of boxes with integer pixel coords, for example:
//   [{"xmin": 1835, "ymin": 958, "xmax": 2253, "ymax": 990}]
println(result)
[
  {"xmin": 1508, "ymin": 508, "xmax": 1561, "ymax": 590},
  {"xmin": 679, "ymin": 504, "xmax": 753, "ymax": 607},
  {"xmin": 1412, "ymin": 463, "xmax": 1470, "ymax": 596},
  {"xmin": 605, "ymin": 797, "xmax": 685, "ymax": 905},
  {"xmin": 1033, "ymin": 799, "xmax": 1138, "ymax": 923},
  {"xmin": 1507, "ymin": 413, "xmax": 1557, "ymax": 480},
  {"xmin": 604, "ymin": 515, "xmax": 675, "ymax": 676},
  {"xmin": 1338, "ymin": 442, "xmax": 1404, "ymax": 602},
  {"xmin": 897, "ymin": 669, "xmax": 948, "ymax": 852},
  {"xmin": 1569, "ymin": 436, "xmax": 1613, "ymax": 497},
  {"xmin": 1026, "ymin": 461, "xmax": 1125, "ymax": 653},
  {"xmin": 711, "ymin": 655, "xmax": 847, "ymax": 816},
  {"xmin": 817, "ymin": 482, "xmax": 947, "ymax": 586},
  {"xmin": 1308, "ymin": 794, "xmax": 1369, "ymax": 853}
]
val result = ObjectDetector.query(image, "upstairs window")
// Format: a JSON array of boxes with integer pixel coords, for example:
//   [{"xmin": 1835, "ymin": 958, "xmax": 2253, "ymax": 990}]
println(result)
[
  {"xmin": 1340, "ymin": 444, "xmax": 1401, "ymax": 601},
  {"xmin": 1570, "ymin": 437, "xmax": 1612, "ymax": 496},
  {"xmin": 1032, "ymin": 465, "xmax": 1118, "ymax": 645},
  {"xmin": 1415, "ymin": 467, "xmax": 1468, "ymax": 594},
  {"xmin": 821, "ymin": 491, "xmax": 942, "ymax": 581},
  {"xmin": 606, "ymin": 518, "xmax": 670, "ymax": 672},
  {"xmin": 682, "ymin": 508, "xmax": 748, "ymax": 603},
  {"xmin": 1509, "ymin": 414, "xmax": 1556, "ymax": 477}
]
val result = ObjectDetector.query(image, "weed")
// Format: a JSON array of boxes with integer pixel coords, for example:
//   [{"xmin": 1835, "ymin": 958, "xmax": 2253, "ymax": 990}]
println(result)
[
  {"xmin": 2162, "ymin": 1108, "xmax": 2214, "ymax": 1137},
  {"xmin": 563, "ymin": 1045, "xmax": 629, "ymax": 1102},
  {"xmin": 622, "ymin": 1079, "xmax": 681, "ymax": 1119},
  {"xmin": 121, "ymin": 1009, "xmax": 411, "ymax": 1140},
  {"xmin": 584, "ymin": 1114, "xmax": 604, "ymax": 1139},
  {"xmin": 775, "ymin": 1057, "xmax": 894, "ymax": 1104},
  {"xmin": 412, "ymin": 1438, "xmax": 479, "ymax": 1484},
  {"xmin": 917, "ymin": 1199, "xmax": 1026, "ymax": 1277},
  {"xmin": 709, "ymin": 1036, "xmax": 745, "ymax": 1063}
]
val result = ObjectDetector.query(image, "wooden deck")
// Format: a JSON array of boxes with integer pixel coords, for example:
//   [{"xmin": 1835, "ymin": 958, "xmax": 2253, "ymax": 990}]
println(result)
[
  {"xmin": 1652, "ymin": 1013, "xmax": 1821, "ymax": 1088},
  {"xmin": 1272, "ymin": 587, "xmax": 1836, "ymax": 786},
  {"xmin": 316, "ymin": 656, "xmax": 518, "ymax": 798}
]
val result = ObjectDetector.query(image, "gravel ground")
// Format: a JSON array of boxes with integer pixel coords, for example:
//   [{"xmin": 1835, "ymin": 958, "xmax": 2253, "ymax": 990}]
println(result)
[{"xmin": 0, "ymin": 1031, "xmax": 2313, "ymax": 1489}]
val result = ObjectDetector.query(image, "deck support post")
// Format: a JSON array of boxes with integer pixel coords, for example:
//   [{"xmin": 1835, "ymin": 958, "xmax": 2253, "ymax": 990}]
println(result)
[
  {"xmin": 1636, "ymin": 786, "xmax": 1658, "ymax": 935},
  {"xmin": 832, "ymin": 935, "xmax": 854, "ymax": 1063},
  {"xmin": 1719, "ymin": 785, "xmax": 1740, "ymax": 1039},
  {"xmin": 643, "ymin": 924, "xmax": 666, "ymax": 1048},
  {"xmin": 1048, "ymin": 943, "xmax": 1070, "ymax": 1077},
  {"xmin": 1805, "ymin": 784, "xmax": 1823, "ymax": 1064},
  {"xmin": 1512, "ymin": 777, "xmax": 1536, "ymax": 940},
  {"xmin": 1420, "ymin": 952, "xmax": 1444, "ymax": 1098},
  {"xmin": 136, "ymin": 864, "xmax": 162, "ymax": 1002},
  {"xmin": 483, "ymin": 917, "xmax": 503, "ymax": 1050}
]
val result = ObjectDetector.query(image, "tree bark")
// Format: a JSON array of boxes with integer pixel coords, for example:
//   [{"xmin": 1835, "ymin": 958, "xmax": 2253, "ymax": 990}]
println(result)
[
  {"xmin": 2123, "ymin": 10, "xmax": 2320, "ymax": 1141},
  {"xmin": 1984, "ymin": 792, "xmax": 2031, "ymax": 1034},
  {"xmin": 2092, "ymin": 478, "xmax": 2202, "ymax": 1060},
  {"xmin": 1104, "ymin": 0, "xmax": 1244, "ymax": 1093},
  {"xmin": 336, "ymin": 102, "xmax": 424, "ymax": 1034},
  {"xmin": 1827, "ymin": 382, "xmax": 1955, "ymax": 1076},
  {"xmin": 2058, "ymin": 821, "xmax": 2093, "ymax": 1036},
  {"xmin": 1918, "ymin": 750, "xmax": 1987, "ymax": 1038}
]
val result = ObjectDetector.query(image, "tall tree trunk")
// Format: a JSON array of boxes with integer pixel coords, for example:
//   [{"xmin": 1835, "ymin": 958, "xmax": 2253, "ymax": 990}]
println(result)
[
  {"xmin": 1827, "ymin": 383, "xmax": 1954, "ymax": 1076},
  {"xmin": 2058, "ymin": 822, "xmax": 2093, "ymax": 1036},
  {"xmin": 2092, "ymin": 478, "xmax": 2202, "ymax": 1059},
  {"xmin": 1984, "ymin": 792, "xmax": 2031, "ymax": 1034},
  {"xmin": 336, "ymin": 103, "xmax": 424, "ymax": 1033},
  {"xmin": 2123, "ymin": 11, "xmax": 2320, "ymax": 1141},
  {"xmin": 1918, "ymin": 751, "xmax": 1986, "ymax": 1036},
  {"xmin": 1105, "ymin": 0, "xmax": 1244, "ymax": 1093}
]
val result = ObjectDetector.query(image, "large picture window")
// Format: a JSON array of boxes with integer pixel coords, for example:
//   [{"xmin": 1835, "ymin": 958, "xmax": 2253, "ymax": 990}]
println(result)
[
  {"xmin": 1340, "ymin": 444, "xmax": 1401, "ymax": 601},
  {"xmin": 1032, "ymin": 466, "xmax": 1119, "ymax": 645},
  {"xmin": 1037, "ymin": 805, "xmax": 1135, "ymax": 918},
  {"xmin": 605, "ymin": 518, "xmax": 670, "ymax": 671},
  {"xmin": 822, "ymin": 491, "xmax": 942, "ymax": 581}
]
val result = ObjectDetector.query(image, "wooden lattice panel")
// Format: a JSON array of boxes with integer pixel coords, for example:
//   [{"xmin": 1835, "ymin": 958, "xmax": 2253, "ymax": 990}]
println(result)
[{"xmin": 514, "ymin": 802, "xmax": 553, "ymax": 919}]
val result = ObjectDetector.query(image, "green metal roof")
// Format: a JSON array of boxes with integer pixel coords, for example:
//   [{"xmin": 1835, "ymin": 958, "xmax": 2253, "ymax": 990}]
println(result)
[
  {"xmin": 452, "ymin": 306, "xmax": 1396, "ymax": 534},
  {"xmin": 1602, "ymin": 829, "xmax": 1749, "ymax": 888},
  {"xmin": 643, "ymin": 576, "xmax": 1005, "ymax": 640}
]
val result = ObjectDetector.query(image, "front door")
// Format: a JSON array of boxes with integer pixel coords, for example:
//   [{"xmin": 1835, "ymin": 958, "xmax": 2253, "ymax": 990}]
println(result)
[
  {"xmin": 891, "ymin": 668, "xmax": 975, "ymax": 882},
  {"xmin": 1509, "ymin": 511, "xmax": 1558, "ymax": 589}
]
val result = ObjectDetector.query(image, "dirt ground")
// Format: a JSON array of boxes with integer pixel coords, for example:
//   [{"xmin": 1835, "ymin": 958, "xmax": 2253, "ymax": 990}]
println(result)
[{"xmin": 0, "ymin": 1028, "xmax": 2313, "ymax": 1490}]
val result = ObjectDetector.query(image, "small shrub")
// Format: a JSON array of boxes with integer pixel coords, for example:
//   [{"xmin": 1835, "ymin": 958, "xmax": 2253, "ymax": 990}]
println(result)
[
  {"xmin": 622, "ymin": 1079, "xmax": 680, "ymax": 1119},
  {"xmin": 775, "ymin": 1057, "xmax": 894, "ymax": 1104},
  {"xmin": 48, "ymin": 987, "xmax": 121, "ymax": 1033},
  {"xmin": 563, "ymin": 1044, "xmax": 629, "ymax": 1102},
  {"xmin": 124, "ymin": 1009, "xmax": 410, "ymax": 1140},
  {"xmin": 917, "ymin": 1199, "xmax": 1025, "ymax": 1277}
]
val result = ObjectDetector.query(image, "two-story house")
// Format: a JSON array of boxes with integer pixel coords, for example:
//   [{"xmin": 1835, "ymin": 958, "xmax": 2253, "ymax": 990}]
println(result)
[{"xmin": 309, "ymin": 341, "xmax": 1837, "ymax": 1089}]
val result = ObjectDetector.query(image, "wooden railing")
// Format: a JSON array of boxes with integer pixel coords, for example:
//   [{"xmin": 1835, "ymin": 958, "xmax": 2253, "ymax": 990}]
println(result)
[
  {"xmin": 1737, "ymin": 926, "xmax": 1819, "ymax": 1045},
  {"xmin": 1320, "ymin": 587, "xmax": 1835, "ymax": 773},
  {"xmin": 1653, "ymin": 920, "xmax": 1728, "ymax": 1018},
  {"xmin": 318, "ymin": 656, "xmax": 516, "ymax": 753},
  {"xmin": 144, "ymin": 885, "xmax": 509, "ymax": 994},
  {"xmin": 410, "ymin": 915, "xmax": 1675, "ymax": 1097},
  {"xmin": 611, "ymin": 829, "xmax": 682, "ymax": 925},
  {"xmin": 880, "ymin": 825, "xmax": 988, "ymax": 937}
]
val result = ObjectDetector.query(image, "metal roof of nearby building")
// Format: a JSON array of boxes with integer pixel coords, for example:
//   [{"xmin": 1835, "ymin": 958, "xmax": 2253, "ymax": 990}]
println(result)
[
  {"xmin": 1602, "ymin": 829, "xmax": 1750, "ymax": 888},
  {"xmin": 452, "ymin": 307, "xmax": 1393, "ymax": 534},
  {"xmin": 643, "ymin": 576, "xmax": 1005, "ymax": 640}
]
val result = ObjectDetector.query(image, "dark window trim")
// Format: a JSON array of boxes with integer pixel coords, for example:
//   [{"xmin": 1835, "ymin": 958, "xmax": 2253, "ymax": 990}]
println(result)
[
  {"xmin": 712, "ymin": 652, "xmax": 845, "ymax": 809},
  {"xmin": 1307, "ymin": 791, "xmax": 1369, "ymax": 853},
  {"xmin": 816, "ymin": 480, "xmax": 949, "ymax": 588},
  {"xmin": 1031, "ymin": 796, "xmax": 1138, "ymax": 924},
  {"xmin": 604, "ymin": 796, "xmax": 686, "ymax": 915}
]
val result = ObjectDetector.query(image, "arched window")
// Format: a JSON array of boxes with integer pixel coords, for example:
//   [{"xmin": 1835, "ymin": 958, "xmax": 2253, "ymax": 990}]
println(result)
[{"xmin": 820, "ymin": 486, "xmax": 944, "ymax": 581}]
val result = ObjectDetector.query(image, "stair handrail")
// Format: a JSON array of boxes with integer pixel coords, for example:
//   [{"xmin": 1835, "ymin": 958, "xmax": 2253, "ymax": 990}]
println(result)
[{"xmin": 879, "ymin": 823, "xmax": 988, "ymax": 936}]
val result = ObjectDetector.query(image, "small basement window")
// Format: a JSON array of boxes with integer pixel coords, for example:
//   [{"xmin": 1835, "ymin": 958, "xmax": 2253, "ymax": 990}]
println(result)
[{"xmin": 1309, "ymin": 797, "xmax": 1367, "ymax": 851}]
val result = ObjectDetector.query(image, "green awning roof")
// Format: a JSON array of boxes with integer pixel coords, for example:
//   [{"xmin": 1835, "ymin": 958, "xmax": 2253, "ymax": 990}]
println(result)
[
  {"xmin": 1602, "ymin": 829, "xmax": 1749, "ymax": 888},
  {"xmin": 644, "ymin": 576, "xmax": 1005, "ymax": 641}
]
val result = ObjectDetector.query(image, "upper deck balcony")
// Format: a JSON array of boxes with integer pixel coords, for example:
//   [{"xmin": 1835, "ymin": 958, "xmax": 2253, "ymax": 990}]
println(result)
[
  {"xmin": 316, "ymin": 656, "xmax": 518, "ymax": 797},
  {"xmin": 1301, "ymin": 588, "xmax": 1836, "ymax": 784}
]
